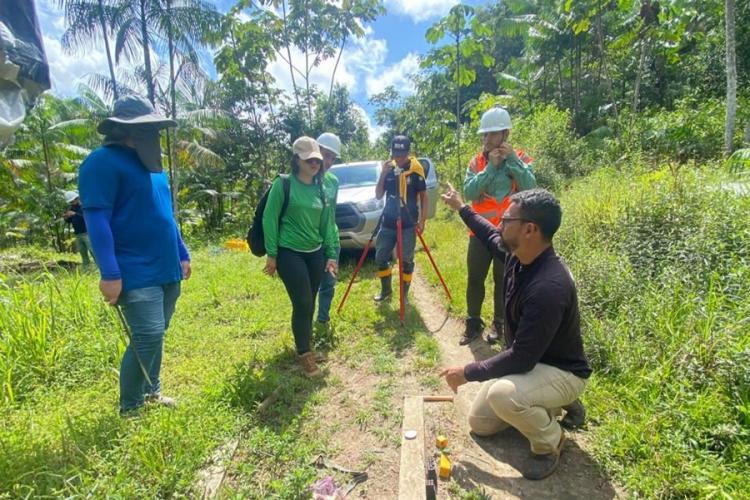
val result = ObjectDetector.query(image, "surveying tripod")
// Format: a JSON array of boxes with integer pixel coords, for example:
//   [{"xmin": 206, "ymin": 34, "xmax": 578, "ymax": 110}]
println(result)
[{"xmin": 337, "ymin": 161, "xmax": 451, "ymax": 325}]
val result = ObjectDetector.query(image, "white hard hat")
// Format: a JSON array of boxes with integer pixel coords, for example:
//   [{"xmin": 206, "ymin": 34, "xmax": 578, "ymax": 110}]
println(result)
[
  {"xmin": 64, "ymin": 190, "xmax": 79, "ymax": 203},
  {"xmin": 477, "ymin": 107, "xmax": 512, "ymax": 134},
  {"xmin": 316, "ymin": 132, "xmax": 342, "ymax": 157}
]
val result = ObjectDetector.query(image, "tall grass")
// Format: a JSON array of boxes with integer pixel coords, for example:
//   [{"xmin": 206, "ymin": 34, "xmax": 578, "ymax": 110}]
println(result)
[
  {"xmin": 0, "ymin": 271, "xmax": 119, "ymax": 404},
  {"xmin": 556, "ymin": 166, "xmax": 750, "ymax": 496},
  {"xmin": 0, "ymin": 248, "xmax": 441, "ymax": 497},
  {"xmin": 419, "ymin": 164, "xmax": 750, "ymax": 497}
]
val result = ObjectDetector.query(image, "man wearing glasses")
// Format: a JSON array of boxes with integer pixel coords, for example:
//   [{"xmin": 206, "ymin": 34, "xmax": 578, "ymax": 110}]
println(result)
[{"xmin": 440, "ymin": 187, "xmax": 591, "ymax": 480}]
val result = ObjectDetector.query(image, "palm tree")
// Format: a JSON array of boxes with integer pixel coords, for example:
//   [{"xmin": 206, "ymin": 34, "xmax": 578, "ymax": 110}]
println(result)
[
  {"xmin": 3, "ymin": 95, "xmax": 95, "ymax": 249},
  {"xmin": 113, "ymin": 0, "xmax": 219, "ymax": 106},
  {"xmin": 59, "ymin": 0, "xmax": 123, "ymax": 100}
]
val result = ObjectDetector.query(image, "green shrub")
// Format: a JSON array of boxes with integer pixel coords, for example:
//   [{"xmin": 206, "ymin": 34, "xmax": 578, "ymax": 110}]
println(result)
[
  {"xmin": 513, "ymin": 104, "xmax": 588, "ymax": 189},
  {"xmin": 625, "ymin": 98, "xmax": 728, "ymax": 162},
  {"xmin": 556, "ymin": 164, "xmax": 750, "ymax": 497}
]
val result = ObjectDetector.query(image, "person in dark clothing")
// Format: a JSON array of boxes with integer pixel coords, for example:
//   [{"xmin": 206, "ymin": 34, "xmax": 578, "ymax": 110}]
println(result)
[
  {"xmin": 63, "ymin": 190, "xmax": 94, "ymax": 268},
  {"xmin": 373, "ymin": 135, "xmax": 427, "ymax": 304},
  {"xmin": 440, "ymin": 186, "xmax": 591, "ymax": 480}
]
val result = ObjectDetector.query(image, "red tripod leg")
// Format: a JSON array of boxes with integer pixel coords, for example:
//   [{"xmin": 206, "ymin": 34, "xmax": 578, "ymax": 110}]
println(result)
[
  {"xmin": 396, "ymin": 218, "xmax": 405, "ymax": 325},
  {"xmin": 416, "ymin": 227, "xmax": 452, "ymax": 301},
  {"xmin": 337, "ymin": 238, "xmax": 373, "ymax": 314}
]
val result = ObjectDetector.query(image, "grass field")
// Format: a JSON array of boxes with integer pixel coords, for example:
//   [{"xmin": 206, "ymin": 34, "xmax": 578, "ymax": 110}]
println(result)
[
  {"xmin": 0, "ymin": 250, "xmax": 443, "ymax": 497},
  {"xmin": 1, "ymin": 163, "xmax": 748, "ymax": 498}
]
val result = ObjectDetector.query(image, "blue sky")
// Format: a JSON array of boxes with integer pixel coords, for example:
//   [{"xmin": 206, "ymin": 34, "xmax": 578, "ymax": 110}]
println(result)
[{"xmin": 35, "ymin": 0, "xmax": 488, "ymax": 139}]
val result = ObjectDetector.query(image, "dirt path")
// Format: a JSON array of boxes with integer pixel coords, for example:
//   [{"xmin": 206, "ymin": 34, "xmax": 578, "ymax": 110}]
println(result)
[{"xmin": 410, "ymin": 273, "xmax": 624, "ymax": 499}]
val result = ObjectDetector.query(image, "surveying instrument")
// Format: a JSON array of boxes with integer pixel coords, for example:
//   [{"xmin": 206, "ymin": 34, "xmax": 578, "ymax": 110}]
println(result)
[{"xmin": 337, "ymin": 156, "xmax": 451, "ymax": 325}]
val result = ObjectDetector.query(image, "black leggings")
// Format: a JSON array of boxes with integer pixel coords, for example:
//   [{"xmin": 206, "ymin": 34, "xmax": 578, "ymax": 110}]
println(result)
[{"xmin": 277, "ymin": 247, "xmax": 325, "ymax": 355}]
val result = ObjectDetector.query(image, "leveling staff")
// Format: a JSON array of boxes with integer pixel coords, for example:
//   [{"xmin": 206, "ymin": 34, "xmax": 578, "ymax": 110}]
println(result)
[{"xmin": 373, "ymin": 135, "xmax": 427, "ymax": 305}]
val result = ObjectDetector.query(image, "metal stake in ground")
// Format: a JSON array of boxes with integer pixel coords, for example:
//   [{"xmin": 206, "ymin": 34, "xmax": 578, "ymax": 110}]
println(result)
[{"xmin": 115, "ymin": 305, "xmax": 153, "ymax": 388}]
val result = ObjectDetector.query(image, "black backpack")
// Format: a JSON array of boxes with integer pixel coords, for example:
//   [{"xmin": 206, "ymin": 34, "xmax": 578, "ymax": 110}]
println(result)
[{"xmin": 247, "ymin": 175, "xmax": 291, "ymax": 257}]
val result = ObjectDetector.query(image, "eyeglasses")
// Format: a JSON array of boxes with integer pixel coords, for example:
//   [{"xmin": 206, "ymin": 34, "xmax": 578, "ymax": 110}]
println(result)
[
  {"xmin": 303, "ymin": 158, "xmax": 323, "ymax": 165},
  {"xmin": 500, "ymin": 217, "xmax": 538, "ymax": 228}
]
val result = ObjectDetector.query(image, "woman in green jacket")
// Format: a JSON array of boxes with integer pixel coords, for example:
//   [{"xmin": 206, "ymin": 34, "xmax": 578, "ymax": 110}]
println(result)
[{"xmin": 263, "ymin": 136, "xmax": 338, "ymax": 377}]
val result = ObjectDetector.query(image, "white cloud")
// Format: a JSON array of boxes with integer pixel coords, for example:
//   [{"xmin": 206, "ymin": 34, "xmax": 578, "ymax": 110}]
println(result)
[
  {"xmin": 267, "ymin": 46, "xmax": 356, "ymax": 100},
  {"xmin": 384, "ymin": 0, "xmax": 459, "ymax": 23},
  {"xmin": 266, "ymin": 31, "xmax": 388, "ymax": 101},
  {"xmin": 352, "ymin": 104, "xmax": 386, "ymax": 142},
  {"xmin": 42, "ymin": 36, "xmax": 110, "ymax": 96},
  {"xmin": 365, "ymin": 52, "xmax": 420, "ymax": 97}
]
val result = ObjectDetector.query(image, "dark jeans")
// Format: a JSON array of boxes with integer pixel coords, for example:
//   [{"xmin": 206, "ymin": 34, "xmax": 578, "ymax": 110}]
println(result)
[
  {"xmin": 375, "ymin": 226, "xmax": 416, "ymax": 275},
  {"xmin": 467, "ymin": 235, "xmax": 505, "ymax": 322},
  {"xmin": 277, "ymin": 247, "xmax": 325, "ymax": 355},
  {"xmin": 317, "ymin": 247, "xmax": 340, "ymax": 323},
  {"xmin": 118, "ymin": 282, "xmax": 181, "ymax": 412}
]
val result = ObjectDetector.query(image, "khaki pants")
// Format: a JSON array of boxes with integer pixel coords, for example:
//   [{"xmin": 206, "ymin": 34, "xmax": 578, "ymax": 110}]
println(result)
[{"xmin": 468, "ymin": 363, "xmax": 587, "ymax": 454}]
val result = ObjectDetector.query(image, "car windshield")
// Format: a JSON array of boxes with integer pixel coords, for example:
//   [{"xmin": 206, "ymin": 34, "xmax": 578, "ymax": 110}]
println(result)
[{"xmin": 329, "ymin": 162, "xmax": 380, "ymax": 187}]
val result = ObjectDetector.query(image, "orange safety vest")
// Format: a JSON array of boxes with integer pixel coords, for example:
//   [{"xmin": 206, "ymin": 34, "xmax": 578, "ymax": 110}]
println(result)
[{"xmin": 468, "ymin": 150, "xmax": 533, "ymax": 233}]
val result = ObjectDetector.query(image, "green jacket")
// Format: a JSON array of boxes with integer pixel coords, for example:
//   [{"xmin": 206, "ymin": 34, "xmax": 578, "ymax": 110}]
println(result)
[
  {"xmin": 463, "ymin": 150, "xmax": 537, "ymax": 202},
  {"xmin": 262, "ymin": 174, "xmax": 337, "ymax": 259}
]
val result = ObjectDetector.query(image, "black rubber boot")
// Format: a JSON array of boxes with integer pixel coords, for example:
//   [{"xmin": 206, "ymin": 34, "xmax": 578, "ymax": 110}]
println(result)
[
  {"xmin": 561, "ymin": 399, "xmax": 586, "ymax": 429},
  {"xmin": 486, "ymin": 319, "xmax": 504, "ymax": 345},
  {"xmin": 374, "ymin": 275, "xmax": 392, "ymax": 303},
  {"xmin": 459, "ymin": 317, "xmax": 485, "ymax": 345}
]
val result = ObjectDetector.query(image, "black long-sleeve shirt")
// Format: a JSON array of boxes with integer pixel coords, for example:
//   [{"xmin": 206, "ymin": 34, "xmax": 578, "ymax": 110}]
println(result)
[
  {"xmin": 63, "ymin": 204, "xmax": 87, "ymax": 235},
  {"xmin": 458, "ymin": 205, "xmax": 592, "ymax": 382}
]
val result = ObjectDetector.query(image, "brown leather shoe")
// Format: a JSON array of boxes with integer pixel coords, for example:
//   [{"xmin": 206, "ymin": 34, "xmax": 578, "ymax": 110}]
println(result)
[
  {"xmin": 521, "ymin": 432, "xmax": 566, "ymax": 480},
  {"xmin": 298, "ymin": 352, "xmax": 323, "ymax": 378}
]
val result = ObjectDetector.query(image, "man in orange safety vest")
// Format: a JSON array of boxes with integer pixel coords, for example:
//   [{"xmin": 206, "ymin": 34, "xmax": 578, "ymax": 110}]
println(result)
[{"xmin": 461, "ymin": 107, "xmax": 537, "ymax": 346}]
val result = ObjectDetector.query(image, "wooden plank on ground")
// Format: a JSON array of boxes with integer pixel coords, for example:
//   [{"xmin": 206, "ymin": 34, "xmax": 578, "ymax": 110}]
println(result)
[
  {"xmin": 398, "ymin": 395, "xmax": 426, "ymax": 500},
  {"xmin": 196, "ymin": 439, "xmax": 239, "ymax": 500}
]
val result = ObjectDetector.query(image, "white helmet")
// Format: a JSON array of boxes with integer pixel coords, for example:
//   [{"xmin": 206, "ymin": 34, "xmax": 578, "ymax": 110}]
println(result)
[
  {"xmin": 64, "ymin": 190, "xmax": 79, "ymax": 203},
  {"xmin": 316, "ymin": 132, "xmax": 341, "ymax": 157},
  {"xmin": 477, "ymin": 107, "xmax": 512, "ymax": 134}
]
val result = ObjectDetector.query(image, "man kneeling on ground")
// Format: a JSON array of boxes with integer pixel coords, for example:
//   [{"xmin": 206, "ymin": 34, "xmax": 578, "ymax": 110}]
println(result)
[{"xmin": 439, "ymin": 186, "xmax": 591, "ymax": 480}]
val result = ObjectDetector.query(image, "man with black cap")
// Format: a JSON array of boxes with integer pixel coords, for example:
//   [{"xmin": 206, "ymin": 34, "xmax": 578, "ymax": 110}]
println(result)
[
  {"xmin": 78, "ymin": 94, "xmax": 191, "ymax": 416},
  {"xmin": 373, "ymin": 135, "xmax": 427, "ymax": 304}
]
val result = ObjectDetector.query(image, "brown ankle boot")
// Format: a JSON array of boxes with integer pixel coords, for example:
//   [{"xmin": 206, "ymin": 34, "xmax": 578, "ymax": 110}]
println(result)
[{"xmin": 298, "ymin": 352, "xmax": 323, "ymax": 378}]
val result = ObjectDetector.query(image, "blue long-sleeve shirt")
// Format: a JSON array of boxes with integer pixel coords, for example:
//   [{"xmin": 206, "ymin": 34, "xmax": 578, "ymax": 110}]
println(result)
[{"xmin": 78, "ymin": 144, "xmax": 189, "ymax": 290}]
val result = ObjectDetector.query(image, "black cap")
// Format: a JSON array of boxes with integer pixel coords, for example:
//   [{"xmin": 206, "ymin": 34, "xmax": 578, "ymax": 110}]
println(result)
[{"xmin": 390, "ymin": 135, "xmax": 411, "ymax": 156}]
